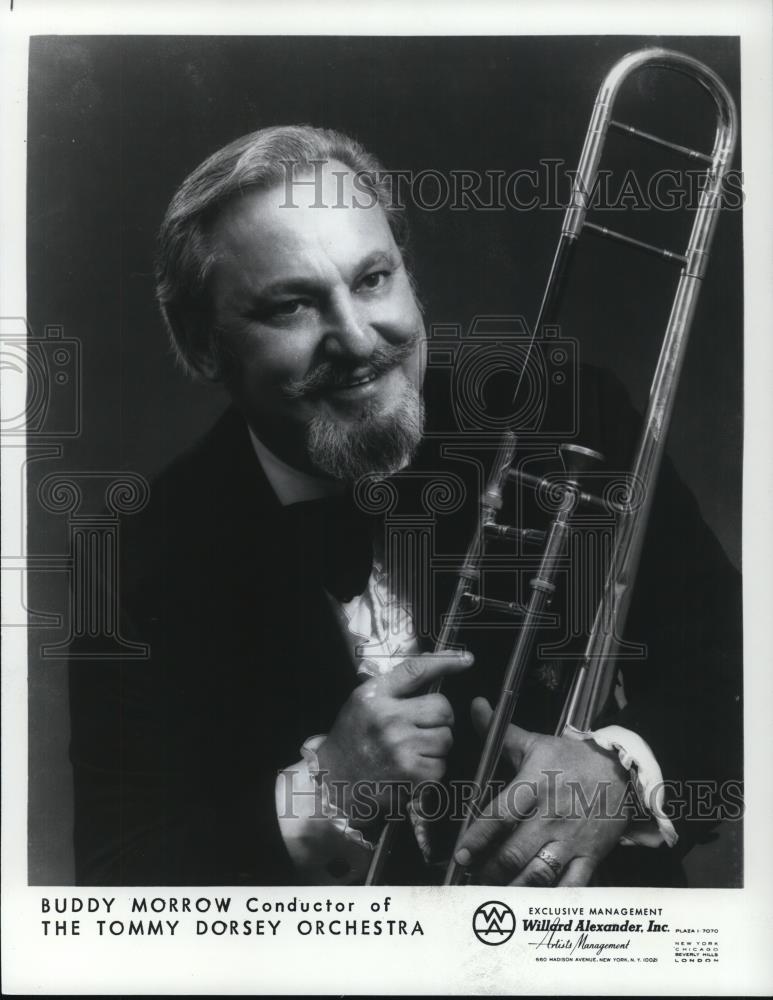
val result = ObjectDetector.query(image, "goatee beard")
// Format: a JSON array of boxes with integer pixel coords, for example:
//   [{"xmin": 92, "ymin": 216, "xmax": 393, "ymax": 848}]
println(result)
[{"xmin": 305, "ymin": 382, "xmax": 424, "ymax": 483}]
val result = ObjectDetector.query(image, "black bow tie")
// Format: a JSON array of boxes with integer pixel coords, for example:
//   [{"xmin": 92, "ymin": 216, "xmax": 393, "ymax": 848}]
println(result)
[{"xmin": 285, "ymin": 493, "xmax": 375, "ymax": 602}]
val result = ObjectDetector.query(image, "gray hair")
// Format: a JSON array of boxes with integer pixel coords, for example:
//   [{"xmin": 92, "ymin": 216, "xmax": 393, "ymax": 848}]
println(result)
[{"xmin": 155, "ymin": 125, "xmax": 411, "ymax": 380}]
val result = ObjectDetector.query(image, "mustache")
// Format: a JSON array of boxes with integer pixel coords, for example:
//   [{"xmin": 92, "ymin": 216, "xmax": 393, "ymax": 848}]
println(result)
[{"xmin": 282, "ymin": 339, "xmax": 420, "ymax": 399}]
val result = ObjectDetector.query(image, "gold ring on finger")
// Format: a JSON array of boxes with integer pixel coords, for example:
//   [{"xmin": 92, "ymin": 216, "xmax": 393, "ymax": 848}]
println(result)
[{"xmin": 535, "ymin": 848, "xmax": 563, "ymax": 876}]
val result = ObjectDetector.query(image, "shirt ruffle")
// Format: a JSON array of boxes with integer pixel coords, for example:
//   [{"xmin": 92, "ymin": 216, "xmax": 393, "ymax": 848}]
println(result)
[{"xmin": 564, "ymin": 723, "xmax": 678, "ymax": 848}]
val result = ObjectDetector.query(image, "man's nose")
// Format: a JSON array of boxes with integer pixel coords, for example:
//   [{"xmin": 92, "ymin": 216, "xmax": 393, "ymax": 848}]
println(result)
[{"xmin": 321, "ymin": 290, "xmax": 378, "ymax": 362}]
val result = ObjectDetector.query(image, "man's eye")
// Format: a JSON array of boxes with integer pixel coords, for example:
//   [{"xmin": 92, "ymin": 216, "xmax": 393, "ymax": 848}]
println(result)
[
  {"xmin": 358, "ymin": 270, "xmax": 391, "ymax": 292},
  {"xmin": 249, "ymin": 299, "xmax": 310, "ymax": 322},
  {"xmin": 272, "ymin": 299, "xmax": 307, "ymax": 316}
]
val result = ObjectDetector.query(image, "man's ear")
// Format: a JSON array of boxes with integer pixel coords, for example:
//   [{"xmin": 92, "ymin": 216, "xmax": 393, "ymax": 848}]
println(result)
[{"xmin": 164, "ymin": 303, "xmax": 224, "ymax": 383}]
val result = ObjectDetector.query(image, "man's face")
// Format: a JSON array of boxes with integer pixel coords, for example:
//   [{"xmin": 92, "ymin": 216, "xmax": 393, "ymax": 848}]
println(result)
[{"xmin": 208, "ymin": 161, "xmax": 426, "ymax": 479}]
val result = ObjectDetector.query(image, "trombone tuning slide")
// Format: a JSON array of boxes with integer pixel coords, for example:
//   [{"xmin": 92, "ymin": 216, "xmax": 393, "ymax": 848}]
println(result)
[
  {"xmin": 483, "ymin": 522, "xmax": 546, "ymax": 545},
  {"xmin": 462, "ymin": 593, "xmax": 527, "ymax": 617}
]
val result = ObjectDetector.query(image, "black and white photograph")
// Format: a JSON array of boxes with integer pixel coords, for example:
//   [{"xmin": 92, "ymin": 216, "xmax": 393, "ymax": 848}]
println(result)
[{"xmin": 2, "ymin": 0, "xmax": 772, "ymax": 995}]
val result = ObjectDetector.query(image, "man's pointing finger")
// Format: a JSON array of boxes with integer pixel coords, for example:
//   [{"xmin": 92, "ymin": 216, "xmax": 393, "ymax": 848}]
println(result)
[{"xmin": 384, "ymin": 651, "xmax": 474, "ymax": 697}]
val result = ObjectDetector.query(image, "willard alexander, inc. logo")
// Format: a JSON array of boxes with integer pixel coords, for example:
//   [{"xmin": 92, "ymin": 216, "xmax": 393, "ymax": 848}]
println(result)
[{"xmin": 472, "ymin": 901, "xmax": 516, "ymax": 945}]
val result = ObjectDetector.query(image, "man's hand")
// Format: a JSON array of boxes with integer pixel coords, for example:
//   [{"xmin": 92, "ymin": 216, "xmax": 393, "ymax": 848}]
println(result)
[
  {"xmin": 454, "ymin": 698, "xmax": 632, "ymax": 886},
  {"xmin": 316, "ymin": 651, "xmax": 473, "ymax": 825}
]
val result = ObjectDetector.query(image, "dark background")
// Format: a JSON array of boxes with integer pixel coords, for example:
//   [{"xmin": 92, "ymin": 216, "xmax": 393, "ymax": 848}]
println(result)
[{"xmin": 26, "ymin": 35, "xmax": 743, "ymax": 884}]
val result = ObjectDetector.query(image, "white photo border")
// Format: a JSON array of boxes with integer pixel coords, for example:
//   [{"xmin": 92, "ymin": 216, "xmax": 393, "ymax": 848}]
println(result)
[{"xmin": 2, "ymin": 0, "xmax": 772, "ymax": 995}]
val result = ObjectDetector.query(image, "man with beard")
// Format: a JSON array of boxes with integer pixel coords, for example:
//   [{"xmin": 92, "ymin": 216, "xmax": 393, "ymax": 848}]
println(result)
[{"xmin": 68, "ymin": 125, "xmax": 741, "ymax": 887}]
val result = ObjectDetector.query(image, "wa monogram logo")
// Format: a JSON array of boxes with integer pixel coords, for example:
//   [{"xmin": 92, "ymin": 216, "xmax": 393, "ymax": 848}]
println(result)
[{"xmin": 472, "ymin": 901, "xmax": 516, "ymax": 945}]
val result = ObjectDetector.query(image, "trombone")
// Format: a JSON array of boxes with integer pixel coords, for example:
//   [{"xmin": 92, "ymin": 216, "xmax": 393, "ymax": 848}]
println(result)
[{"xmin": 366, "ymin": 47, "xmax": 738, "ymax": 886}]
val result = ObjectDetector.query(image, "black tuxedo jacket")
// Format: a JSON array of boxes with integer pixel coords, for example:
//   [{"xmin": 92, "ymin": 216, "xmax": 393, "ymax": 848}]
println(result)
[{"xmin": 68, "ymin": 366, "xmax": 742, "ymax": 886}]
